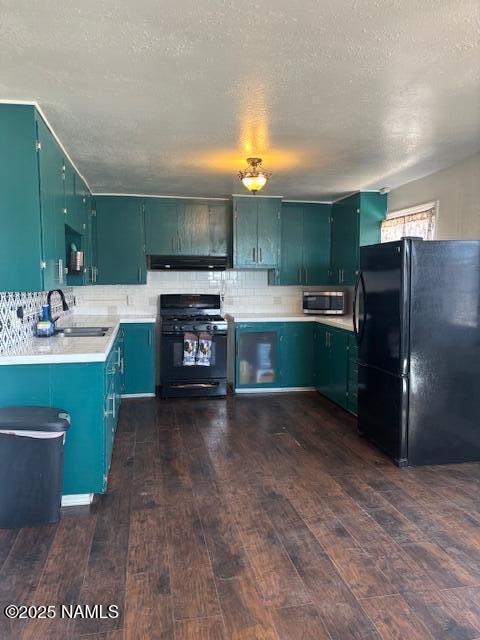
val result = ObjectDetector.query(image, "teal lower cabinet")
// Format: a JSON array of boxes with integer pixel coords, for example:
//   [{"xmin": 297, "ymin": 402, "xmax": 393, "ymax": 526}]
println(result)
[
  {"xmin": 280, "ymin": 322, "xmax": 314, "ymax": 387},
  {"xmin": 235, "ymin": 322, "xmax": 315, "ymax": 390},
  {"xmin": 234, "ymin": 320, "xmax": 357, "ymax": 415},
  {"xmin": 235, "ymin": 323, "xmax": 283, "ymax": 389},
  {"xmin": 121, "ymin": 323, "xmax": 156, "ymax": 396},
  {"xmin": 0, "ymin": 333, "xmax": 124, "ymax": 497},
  {"xmin": 313, "ymin": 324, "xmax": 357, "ymax": 414}
]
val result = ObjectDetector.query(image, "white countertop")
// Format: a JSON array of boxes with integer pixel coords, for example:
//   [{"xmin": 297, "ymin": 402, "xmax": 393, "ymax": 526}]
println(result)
[
  {"xmin": 226, "ymin": 313, "xmax": 354, "ymax": 332},
  {"xmin": 0, "ymin": 314, "xmax": 156, "ymax": 366}
]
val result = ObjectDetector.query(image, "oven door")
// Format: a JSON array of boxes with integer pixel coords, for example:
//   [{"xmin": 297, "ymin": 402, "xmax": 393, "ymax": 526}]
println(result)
[{"xmin": 161, "ymin": 332, "xmax": 227, "ymax": 381}]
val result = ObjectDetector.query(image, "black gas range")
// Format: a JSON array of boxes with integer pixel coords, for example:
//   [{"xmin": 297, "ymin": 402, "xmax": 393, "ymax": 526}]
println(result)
[{"xmin": 159, "ymin": 294, "xmax": 227, "ymax": 398}]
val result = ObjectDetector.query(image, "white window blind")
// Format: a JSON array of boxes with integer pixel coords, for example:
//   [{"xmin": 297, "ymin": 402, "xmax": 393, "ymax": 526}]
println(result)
[{"xmin": 381, "ymin": 204, "xmax": 436, "ymax": 243}]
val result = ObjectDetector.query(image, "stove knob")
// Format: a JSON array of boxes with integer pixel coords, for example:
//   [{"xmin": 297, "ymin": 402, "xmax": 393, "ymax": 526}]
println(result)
[
  {"xmin": 213, "ymin": 325, "xmax": 218, "ymax": 331},
  {"xmin": 174, "ymin": 325, "xmax": 179, "ymax": 331},
  {"xmin": 180, "ymin": 325, "xmax": 185, "ymax": 331},
  {"xmin": 207, "ymin": 324, "xmax": 212, "ymax": 330}
]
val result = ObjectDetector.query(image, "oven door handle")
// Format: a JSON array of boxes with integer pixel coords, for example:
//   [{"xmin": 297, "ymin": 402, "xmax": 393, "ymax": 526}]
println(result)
[{"xmin": 169, "ymin": 382, "xmax": 220, "ymax": 389}]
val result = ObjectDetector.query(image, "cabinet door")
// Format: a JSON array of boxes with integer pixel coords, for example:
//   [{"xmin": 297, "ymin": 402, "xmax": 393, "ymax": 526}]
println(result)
[
  {"xmin": 281, "ymin": 322, "xmax": 314, "ymax": 387},
  {"xmin": 36, "ymin": 114, "xmax": 66, "ymax": 290},
  {"xmin": 209, "ymin": 203, "xmax": 229, "ymax": 256},
  {"xmin": 0, "ymin": 104, "xmax": 43, "ymax": 292},
  {"xmin": 144, "ymin": 198, "xmax": 178, "ymax": 255},
  {"xmin": 84, "ymin": 200, "xmax": 97, "ymax": 285},
  {"xmin": 315, "ymin": 324, "xmax": 331, "ymax": 396},
  {"xmin": 257, "ymin": 198, "xmax": 280, "ymax": 268},
  {"xmin": 63, "ymin": 161, "xmax": 82, "ymax": 233},
  {"xmin": 236, "ymin": 324, "xmax": 282, "ymax": 388},
  {"xmin": 303, "ymin": 204, "xmax": 331, "ymax": 285},
  {"xmin": 122, "ymin": 323, "xmax": 156, "ymax": 395},
  {"xmin": 233, "ymin": 197, "xmax": 258, "ymax": 267},
  {"xmin": 329, "ymin": 329, "xmax": 349, "ymax": 408},
  {"xmin": 277, "ymin": 205, "xmax": 303, "ymax": 285},
  {"xmin": 95, "ymin": 196, "xmax": 146, "ymax": 284},
  {"xmin": 330, "ymin": 195, "xmax": 359, "ymax": 285},
  {"xmin": 182, "ymin": 202, "xmax": 210, "ymax": 255}
]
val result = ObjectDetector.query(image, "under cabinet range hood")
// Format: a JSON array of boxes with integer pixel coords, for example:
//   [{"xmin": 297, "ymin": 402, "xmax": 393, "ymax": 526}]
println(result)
[{"xmin": 147, "ymin": 255, "xmax": 228, "ymax": 271}]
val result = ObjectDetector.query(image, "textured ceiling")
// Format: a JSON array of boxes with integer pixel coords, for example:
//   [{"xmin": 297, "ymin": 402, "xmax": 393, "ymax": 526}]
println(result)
[{"xmin": 1, "ymin": 0, "xmax": 479, "ymax": 200}]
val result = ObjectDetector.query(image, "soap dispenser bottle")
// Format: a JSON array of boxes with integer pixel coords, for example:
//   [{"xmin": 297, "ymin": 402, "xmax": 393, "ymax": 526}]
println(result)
[{"xmin": 36, "ymin": 305, "xmax": 55, "ymax": 337}]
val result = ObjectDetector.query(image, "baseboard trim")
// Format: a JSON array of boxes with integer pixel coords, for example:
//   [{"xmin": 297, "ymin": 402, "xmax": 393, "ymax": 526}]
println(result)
[
  {"xmin": 121, "ymin": 393, "xmax": 156, "ymax": 398},
  {"xmin": 61, "ymin": 493, "xmax": 93, "ymax": 507},
  {"xmin": 234, "ymin": 387, "xmax": 315, "ymax": 394}
]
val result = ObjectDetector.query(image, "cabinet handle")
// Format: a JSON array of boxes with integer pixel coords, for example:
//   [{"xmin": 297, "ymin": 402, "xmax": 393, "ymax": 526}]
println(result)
[
  {"xmin": 58, "ymin": 259, "xmax": 63, "ymax": 285},
  {"xmin": 304, "ymin": 267, "xmax": 308, "ymax": 284},
  {"xmin": 252, "ymin": 247, "xmax": 256, "ymax": 262},
  {"xmin": 147, "ymin": 330, "xmax": 151, "ymax": 347},
  {"xmin": 259, "ymin": 247, "xmax": 262, "ymax": 262},
  {"xmin": 178, "ymin": 236, "xmax": 181, "ymax": 252},
  {"xmin": 171, "ymin": 237, "xmax": 174, "ymax": 252},
  {"xmin": 298, "ymin": 267, "xmax": 301, "ymax": 283},
  {"xmin": 138, "ymin": 267, "xmax": 142, "ymax": 283}
]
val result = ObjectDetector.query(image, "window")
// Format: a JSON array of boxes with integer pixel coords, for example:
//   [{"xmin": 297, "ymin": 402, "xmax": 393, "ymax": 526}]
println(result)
[{"xmin": 381, "ymin": 201, "xmax": 437, "ymax": 242}]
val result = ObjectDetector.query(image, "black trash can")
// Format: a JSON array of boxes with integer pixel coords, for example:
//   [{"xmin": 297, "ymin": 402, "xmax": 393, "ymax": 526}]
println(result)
[{"xmin": 0, "ymin": 406, "xmax": 70, "ymax": 529}]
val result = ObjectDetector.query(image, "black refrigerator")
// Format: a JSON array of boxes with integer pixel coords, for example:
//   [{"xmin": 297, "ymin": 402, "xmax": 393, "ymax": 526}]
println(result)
[{"xmin": 354, "ymin": 238, "xmax": 480, "ymax": 466}]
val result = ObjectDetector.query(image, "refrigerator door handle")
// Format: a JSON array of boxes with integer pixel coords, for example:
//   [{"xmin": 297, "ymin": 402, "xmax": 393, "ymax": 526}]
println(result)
[
  {"xmin": 357, "ymin": 272, "xmax": 367, "ymax": 348},
  {"xmin": 353, "ymin": 272, "xmax": 360, "ymax": 344}
]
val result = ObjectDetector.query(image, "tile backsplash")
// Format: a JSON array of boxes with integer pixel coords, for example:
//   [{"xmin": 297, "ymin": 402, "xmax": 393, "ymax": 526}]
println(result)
[
  {"xmin": 0, "ymin": 289, "xmax": 74, "ymax": 355},
  {"xmin": 73, "ymin": 270, "xmax": 305, "ymax": 317}
]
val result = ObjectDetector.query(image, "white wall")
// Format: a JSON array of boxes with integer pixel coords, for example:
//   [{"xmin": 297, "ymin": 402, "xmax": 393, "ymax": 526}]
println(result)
[{"xmin": 388, "ymin": 152, "xmax": 480, "ymax": 240}]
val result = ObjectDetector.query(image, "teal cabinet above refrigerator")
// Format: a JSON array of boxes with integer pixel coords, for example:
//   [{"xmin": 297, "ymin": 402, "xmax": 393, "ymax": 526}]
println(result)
[{"xmin": 330, "ymin": 192, "xmax": 387, "ymax": 286}]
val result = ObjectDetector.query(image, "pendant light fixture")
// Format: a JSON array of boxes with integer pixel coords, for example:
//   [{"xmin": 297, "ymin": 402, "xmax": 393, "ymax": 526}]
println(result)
[{"xmin": 238, "ymin": 157, "xmax": 271, "ymax": 195}]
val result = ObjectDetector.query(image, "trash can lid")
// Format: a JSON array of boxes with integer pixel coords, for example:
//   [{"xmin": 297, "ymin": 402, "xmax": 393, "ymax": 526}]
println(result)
[{"xmin": 0, "ymin": 406, "xmax": 70, "ymax": 432}]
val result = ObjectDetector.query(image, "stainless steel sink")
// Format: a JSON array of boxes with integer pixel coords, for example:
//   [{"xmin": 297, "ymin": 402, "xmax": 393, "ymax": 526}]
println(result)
[{"xmin": 56, "ymin": 326, "xmax": 110, "ymax": 337}]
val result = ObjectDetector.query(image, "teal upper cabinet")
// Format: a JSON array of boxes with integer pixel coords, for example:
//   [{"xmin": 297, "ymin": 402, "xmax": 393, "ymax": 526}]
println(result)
[
  {"xmin": 0, "ymin": 104, "xmax": 93, "ymax": 292},
  {"xmin": 0, "ymin": 104, "xmax": 44, "ymax": 292},
  {"xmin": 177, "ymin": 201, "xmax": 209, "ymax": 255},
  {"xmin": 144, "ymin": 198, "xmax": 229, "ymax": 257},
  {"xmin": 303, "ymin": 204, "xmax": 331, "ymax": 285},
  {"xmin": 209, "ymin": 203, "xmax": 230, "ymax": 256},
  {"xmin": 145, "ymin": 199, "xmax": 178, "ymax": 254},
  {"xmin": 63, "ymin": 161, "xmax": 80, "ymax": 233},
  {"xmin": 272, "ymin": 202, "xmax": 331, "ymax": 285},
  {"xmin": 95, "ymin": 196, "xmax": 146, "ymax": 284},
  {"xmin": 233, "ymin": 196, "xmax": 281, "ymax": 268},
  {"xmin": 35, "ymin": 112, "xmax": 67, "ymax": 291},
  {"xmin": 275, "ymin": 204, "xmax": 303, "ymax": 284},
  {"xmin": 330, "ymin": 192, "xmax": 387, "ymax": 286}
]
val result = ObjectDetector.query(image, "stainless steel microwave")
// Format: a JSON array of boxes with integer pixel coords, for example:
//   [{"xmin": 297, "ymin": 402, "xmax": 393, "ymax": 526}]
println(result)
[{"xmin": 303, "ymin": 291, "xmax": 345, "ymax": 315}]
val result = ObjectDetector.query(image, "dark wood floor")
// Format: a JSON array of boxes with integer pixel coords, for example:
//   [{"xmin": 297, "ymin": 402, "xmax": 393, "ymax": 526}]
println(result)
[{"xmin": 2, "ymin": 392, "xmax": 480, "ymax": 639}]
